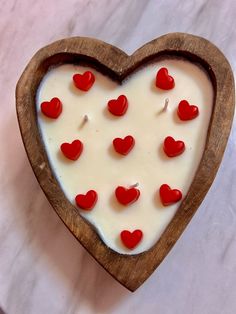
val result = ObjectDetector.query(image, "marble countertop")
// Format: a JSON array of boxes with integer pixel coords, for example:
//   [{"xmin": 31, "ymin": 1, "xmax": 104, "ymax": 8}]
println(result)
[{"xmin": 0, "ymin": 0, "xmax": 236, "ymax": 313}]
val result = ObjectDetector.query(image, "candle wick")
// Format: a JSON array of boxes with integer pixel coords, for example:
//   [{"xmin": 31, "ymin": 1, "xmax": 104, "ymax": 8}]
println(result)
[
  {"xmin": 163, "ymin": 98, "xmax": 169, "ymax": 111},
  {"xmin": 80, "ymin": 115, "xmax": 89, "ymax": 128},
  {"xmin": 130, "ymin": 182, "xmax": 139, "ymax": 188},
  {"xmin": 158, "ymin": 98, "xmax": 169, "ymax": 115}
]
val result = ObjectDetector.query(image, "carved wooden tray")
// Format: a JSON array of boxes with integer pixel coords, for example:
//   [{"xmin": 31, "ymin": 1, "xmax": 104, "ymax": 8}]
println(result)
[{"xmin": 16, "ymin": 33, "xmax": 235, "ymax": 291}]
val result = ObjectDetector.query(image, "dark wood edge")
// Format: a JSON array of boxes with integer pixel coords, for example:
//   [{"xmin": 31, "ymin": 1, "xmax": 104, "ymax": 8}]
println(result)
[{"xmin": 16, "ymin": 33, "xmax": 235, "ymax": 291}]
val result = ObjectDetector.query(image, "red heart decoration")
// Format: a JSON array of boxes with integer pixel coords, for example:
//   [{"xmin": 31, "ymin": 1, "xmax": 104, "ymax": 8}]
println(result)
[
  {"xmin": 159, "ymin": 184, "xmax": 182, "ymax": 206},
  {"xmin": 177, "ymin": 100, "xmax": 199, "ymax": 121},
  {"xmin": 115, "ymin": 186, "xmax": 140, "ymax": 206},
  {"xmin": 120, "ymin": 230, "xmax": 143, "ymax": 249},
  {"xmin": 163, "ymin": 136, "xmax": 185, "ymax": 157},
  {"xmin": 41, "ymin": 97, "xmax": 62, "ymax": 119},
  {"xmin": 60, "ymin": 140, "xmax": 83, "ymax": 161},
  {"xmin": 73, "ymin": 71, "xmax": 95, "ymax": 91},
  {"xmin": 108, "ymin": 95, "xmax": 128, "ymax": 116},
  {"xmin": 156, "ymin": 67, "xmax": 175, "ymax": 90},
  {"xmin": 75, "ymin": 190, "xmax": 98, "ymax": 210},
  {"xmin": 113, "ymin": 135, "xmax": 135, "ymax": 155}
]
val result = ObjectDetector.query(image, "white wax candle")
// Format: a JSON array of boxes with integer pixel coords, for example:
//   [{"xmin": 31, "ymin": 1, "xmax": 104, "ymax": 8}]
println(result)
[{"xmin": 37, "ymin": 60, "xmax": 213, "ymax": 254}]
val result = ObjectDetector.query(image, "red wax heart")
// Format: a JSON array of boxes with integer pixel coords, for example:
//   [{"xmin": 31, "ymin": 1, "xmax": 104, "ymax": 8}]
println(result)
[
  {"xmin": 75, "ymin": 190, "xmax": 98, "ymax": 210},
  {"xmin": 177, "ymin": 100, "xmax": 199, "ymax": 121},
  {"xmin": 60, "ymin": 140, "xmax": 83, "ymax": 161},
  {"xmin": 41, "ymin": 97, "xmax": 62, "ymax": 119},
  {"xmin": 108, "ymin": 95, "xmax": 128, "ymax": 116},
  {"xmin": 163, "ymin": 136, "xmax": 185, "ymax": 157},
  {"xmin": 156, "ymin": 67, "xmax": 175, "ymax": 90},
  {"xmin": 120, "ymin": 230, "xmax": 143, "ymax": 249},
  {"xmin": 159, "ymin": 184, "xmax": 182, "ymax": 206},
  {"xmin": 73, "ymin": 71, "xmax": 95, "ymax": 91},
  {"xmin": 115, "ymin": 186, "xmax": 140, "ymax": 206},
  {"xmin": 113, "ymin": 135, "xmax": 135, "ymax": 155}
]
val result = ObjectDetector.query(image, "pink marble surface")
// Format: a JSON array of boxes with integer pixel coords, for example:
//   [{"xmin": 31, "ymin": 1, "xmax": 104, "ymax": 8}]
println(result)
[{"xmin": 0, "ymin": 0, "xmax": 236, "ymax": 313}]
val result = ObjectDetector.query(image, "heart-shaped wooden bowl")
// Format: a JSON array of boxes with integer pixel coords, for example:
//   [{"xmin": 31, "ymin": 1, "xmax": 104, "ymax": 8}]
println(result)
[{"xmin": 16, "ymin": 33, "xmax": 235, "ymax": 291}]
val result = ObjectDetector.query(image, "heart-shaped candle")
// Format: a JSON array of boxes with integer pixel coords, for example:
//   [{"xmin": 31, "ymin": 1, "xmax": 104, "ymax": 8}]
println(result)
[{"xmin": 16, "ymin": 34, "xmax": 234, "ymax": 291}]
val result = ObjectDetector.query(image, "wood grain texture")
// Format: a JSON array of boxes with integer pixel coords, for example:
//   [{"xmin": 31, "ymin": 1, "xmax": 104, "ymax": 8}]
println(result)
[{"xmin": 16, "ymin": 33, "xmax": 235, "ymax": 291}]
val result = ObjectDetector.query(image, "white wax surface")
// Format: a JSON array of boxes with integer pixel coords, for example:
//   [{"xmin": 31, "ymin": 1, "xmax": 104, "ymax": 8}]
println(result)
[{"xmin": 36, "ymin": 60, "xmax": 213, "ymax": 254}]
